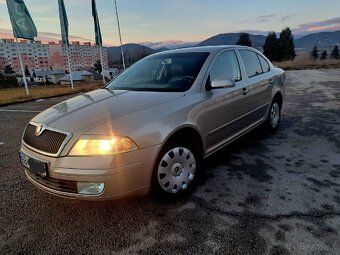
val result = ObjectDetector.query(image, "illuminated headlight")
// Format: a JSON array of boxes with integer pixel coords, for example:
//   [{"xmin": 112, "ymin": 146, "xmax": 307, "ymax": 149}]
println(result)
[
  {"xmin": 69, "ymin": 136, "xmax": 138, "ymax": 156},
  {"xmin": 77, "ymin": 182, "xmax": 105, "ymax": 195}
]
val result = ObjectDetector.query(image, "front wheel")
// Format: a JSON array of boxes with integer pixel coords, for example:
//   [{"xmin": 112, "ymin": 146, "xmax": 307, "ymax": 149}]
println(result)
[{"xmin": 152, "ymin": 139, "xmax": 201, "ymax": 199}]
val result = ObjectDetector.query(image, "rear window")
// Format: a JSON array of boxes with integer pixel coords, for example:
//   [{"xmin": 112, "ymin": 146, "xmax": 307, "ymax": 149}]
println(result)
[
  {"xmin": 239, "ymin": 50, "xmax": 263, "ymax": 78},
  {"xmin": 258, "ymin": 54, "xmax": 270, "ymax": 73}
]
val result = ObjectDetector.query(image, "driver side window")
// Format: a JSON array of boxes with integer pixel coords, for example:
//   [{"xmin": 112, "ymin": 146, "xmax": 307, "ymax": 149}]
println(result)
[{"xmin": 210, "ymin": 51, "xmax": 242, "ymax": 83}]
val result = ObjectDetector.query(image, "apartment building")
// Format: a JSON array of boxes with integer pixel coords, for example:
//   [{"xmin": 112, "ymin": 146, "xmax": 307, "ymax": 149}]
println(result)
[
  {"xmin": 0, "ymin": 39, "xmax": 108, "ymax": 74},
  {"xmin": 49, "ymin": 41, "xmax": 108, "ymax": 72},
  {"xmin": 0, "ymin": 39, "xmax": 50, "ymax": 73}
]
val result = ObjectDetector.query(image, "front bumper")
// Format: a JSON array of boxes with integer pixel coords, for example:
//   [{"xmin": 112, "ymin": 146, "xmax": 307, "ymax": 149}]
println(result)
[{"xmin": 20, "ymin": 143, "xmax": 161, "ymax": 200}]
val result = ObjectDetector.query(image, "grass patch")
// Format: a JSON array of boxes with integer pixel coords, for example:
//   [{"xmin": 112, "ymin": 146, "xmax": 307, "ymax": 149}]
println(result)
[
  {"xmin": 274, "ymin": 56, "xmax": 340, "ymax": 70},
  {"xmin": 0, "ymin": 82, "xmax": 103, "ymax": 106}
]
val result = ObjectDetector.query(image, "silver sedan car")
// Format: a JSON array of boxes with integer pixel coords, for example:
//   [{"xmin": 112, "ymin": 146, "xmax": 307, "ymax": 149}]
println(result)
[{"xmin": 19, "ymin": 46, "xmax": 285, "ymax": 200}]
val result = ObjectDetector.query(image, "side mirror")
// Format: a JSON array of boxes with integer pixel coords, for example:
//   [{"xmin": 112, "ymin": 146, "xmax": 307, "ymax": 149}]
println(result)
[{"xmin": 207, "ymin": 76, "xmax": 236, "ymax": 90}]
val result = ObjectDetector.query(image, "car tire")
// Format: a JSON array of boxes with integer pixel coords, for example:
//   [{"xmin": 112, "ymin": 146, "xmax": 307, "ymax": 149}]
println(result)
[
  {"xmin": 264, "ymin": 99, "xmax": 282, "ymax": 133},
  {"xmin": 151, "ymin": 138, "xmax": 201, "ymax": 199}
]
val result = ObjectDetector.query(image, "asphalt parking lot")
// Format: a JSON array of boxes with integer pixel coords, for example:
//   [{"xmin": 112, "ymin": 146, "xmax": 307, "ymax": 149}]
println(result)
[{"xmin": 0, "ymin": 69, "xmax": 340, "ymax": 255}]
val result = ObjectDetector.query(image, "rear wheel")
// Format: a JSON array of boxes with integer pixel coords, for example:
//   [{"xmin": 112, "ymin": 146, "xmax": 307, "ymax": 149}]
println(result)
[
  {"xmin": 265, "ymin": 99, "xmax": 281, "ymax": 132},
  {"xmin": 152, "ymin": 139, "xmax": 201, "ymax": 199}
]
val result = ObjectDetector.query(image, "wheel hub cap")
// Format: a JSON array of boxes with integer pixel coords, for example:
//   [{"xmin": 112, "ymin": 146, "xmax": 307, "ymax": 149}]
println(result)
[
  {"xmin": 270, "ymin": 103, "xmax": 280, "ymax": 128},
  {"xmin": 157, "ymin": 147, "xmax": 196, "ymax": 194}
]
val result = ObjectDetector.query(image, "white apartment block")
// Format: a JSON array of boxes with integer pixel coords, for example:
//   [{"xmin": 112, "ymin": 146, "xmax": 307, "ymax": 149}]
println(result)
[
  {"xmin": 0, "ymin": 39, "xmax": 50, "ymax": 74},
  {"xmin": 0, "ymin": 39, "xmax": 108, "ymax": 74}
]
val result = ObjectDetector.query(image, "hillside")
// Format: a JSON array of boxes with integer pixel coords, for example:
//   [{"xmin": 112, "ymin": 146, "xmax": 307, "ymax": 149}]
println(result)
[
  {"xmin": 197, "ymin": 31, "xmax": 340, "ymax": 49},
  {"xmin": 107, "ymin": 43, "xmax": 156, "ymax": 61},
  {"xmin": 197, "ymin": 33, "xmax": 266, "ymax": 48},
  {"xmin": 295, "ymin": 30, "xmax": 340, "ymax": 49},
  {"xmin": 106, "ymin": 31, "xmax": 340, "ymax": 64}
]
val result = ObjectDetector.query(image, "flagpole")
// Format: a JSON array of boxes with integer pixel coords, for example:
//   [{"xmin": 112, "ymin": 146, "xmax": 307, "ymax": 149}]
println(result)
[
  {"xmin": 15, "ymin": 38, "xmax": 29, "ymax": 96},
  {"xmin": 114, "ymin": 0, "xmax": 126, "ymax": 70},
  {"xmin": 66, "ymin": 44, "xmax": 74, "ymax": 89},
  {"xmin": 99, "ymin": 46, "xmax": 106, "ymax": 84}
]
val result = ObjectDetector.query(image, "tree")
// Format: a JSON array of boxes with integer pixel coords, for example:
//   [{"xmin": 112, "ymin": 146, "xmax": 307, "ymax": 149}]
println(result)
[
  {"xmin": 331, "ymin": 45, "xmax": 340, "ymax": 59},
  {"xmin": 236, "ymin": 33, "xmax": 252, "ymax": 47},
  {"xmin": 25, "ymin": 66, "xmax": 30, "ymax": 77},
  {"xmin": 310, "ymin": 46, "xmax": 319, "ymax": 60},
  {"xmin": 4, "ymin": 65, "xmax": 15, "ymax": 75},
  {"xmin": 320, "ymin": 50, "xmax": 328, "ymax": 60},
  {"xmin": 278, "ymin": 27, "xmax": 296, "ymax": 61},
  {"xmin": 263, "ymin": 32, "xmax": 279, "ymax": 62},
  {"xmin": 93, "ymin": 60, "xmax": 102, "ymax": 73},
  {"xmin": 1, "ymin": 65, "xmax": 18, "ymax": 88}
]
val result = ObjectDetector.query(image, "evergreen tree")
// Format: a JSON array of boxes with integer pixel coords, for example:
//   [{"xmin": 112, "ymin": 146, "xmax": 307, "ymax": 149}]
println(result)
[
  {"xmin": 310, "ymin": 46, "xmax": 319, "ymax": 60},
  {"xmin": 320, "ymin": 50, "xmax": 328, "ymax": 60},
  {"xmin": 93, "ymin": 60, "xmax": 102, "ymax": 73},
  {"xmin": 263, "ymin": 32, "xmax": 279, "ymax": 62},
  {"xmin": 236, "ymin": 33, "xmax": 252, "ymax": 47},
  {"xmin": 278, "ymin": 27, "xmax": 296, "ymax": 61},
  {"xmin": 331, "ymin": 45, "xmax": 340, "ymax": 59},
  {"xmin": 4, "ymin": 65, "xmax": 15, "ymax": 75},
  {"xmin": 24, "ymin": 66, "xmax": 30, "ymax": 77}
]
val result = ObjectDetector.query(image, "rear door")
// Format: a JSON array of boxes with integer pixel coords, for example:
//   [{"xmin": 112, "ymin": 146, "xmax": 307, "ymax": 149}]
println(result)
[{"xmin": 237, "ymin": 49, "xmax": 272, "ymax": 125}]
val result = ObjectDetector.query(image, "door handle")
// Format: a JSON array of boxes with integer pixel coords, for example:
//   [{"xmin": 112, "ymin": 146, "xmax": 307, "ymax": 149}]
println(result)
[
  {"xmin": 242, "ymin": 88, "xmax": 249, "ymax": 95},
  {"xmin": 269, "ymin": 79, "xmax": 274, "ymax": 85}
]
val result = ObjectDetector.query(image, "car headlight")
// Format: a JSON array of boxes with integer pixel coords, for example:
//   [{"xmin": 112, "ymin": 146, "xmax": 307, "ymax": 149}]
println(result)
[{"xmin": 69, "ymin": 136, "xmax": 138, "ymax": 156}]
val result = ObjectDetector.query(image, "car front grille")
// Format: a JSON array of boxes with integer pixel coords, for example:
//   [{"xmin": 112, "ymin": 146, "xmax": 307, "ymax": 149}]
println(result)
[
  {"xmin": 27, "ymin": 171, "xmax": 77, "ymax": 193},
  {"xmin": 23, "ymin": 123, "xmax": 69, "ymax": 155}
]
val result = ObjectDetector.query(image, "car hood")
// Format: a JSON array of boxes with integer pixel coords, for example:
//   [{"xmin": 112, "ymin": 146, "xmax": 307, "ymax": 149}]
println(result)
[{"xmin": 32, "ymin": 89, "xmax": 185, "ymax": 134}]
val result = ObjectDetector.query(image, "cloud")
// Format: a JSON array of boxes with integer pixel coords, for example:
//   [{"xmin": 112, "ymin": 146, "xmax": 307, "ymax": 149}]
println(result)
[
  {"xmin": 259, "ymin": 15, "xmax": 276, "ymax": 19},
  {"xmin": 29, "ymin": 4, "xmax": 54, "ymax": 14},
  {"xmin": 258, "ymin": 19, "xmax": 269, "ymax": 23},
  {"xmin": 294, "ymin": 17, "xmax": 340, "ymax": 35},
  {"xmin": 281, "ymin": 15, "xmax": 295, "ymax": 22},
  {"xmin": 237, "ymin": 17, "xmax": 340, "ymax": 37},
  {"xmin": 0, "ymin": 28, "xmax": 94, "ymax": 44},
  {"xmin": 241, "ymin": 14, "xmax": 277, "ymax": 24}
]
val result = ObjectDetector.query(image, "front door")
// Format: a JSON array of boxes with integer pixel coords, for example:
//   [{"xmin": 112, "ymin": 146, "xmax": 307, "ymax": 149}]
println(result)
[{"xmin": 200, "ymin": 50, "xmax": 251, "ymax": 152}]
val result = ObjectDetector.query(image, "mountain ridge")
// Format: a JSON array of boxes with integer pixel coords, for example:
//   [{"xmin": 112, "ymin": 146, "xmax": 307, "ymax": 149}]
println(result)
[{"xmin": 107, "ymin": 30, "xmax": 340, "ymax": 62}]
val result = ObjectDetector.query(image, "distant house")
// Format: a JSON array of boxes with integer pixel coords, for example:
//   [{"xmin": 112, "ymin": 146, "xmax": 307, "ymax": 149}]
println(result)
[
  {"xmin": 16, "ymin": 75, "xmax": 31, "ymax": 86},
  {"xmin": 89, "ymin": 71, "xmax": 104, "ymax": 81},
  {"xmin": 34, "ymin": 70, "xmax": 65, "ymax": 84},
  {"xmin": 59, "ymin": 70, "xmax": 94, "ymax": 85},
  {"xmin": 101, "ymin": 68, "xmax": 119, "ymax": 80}
]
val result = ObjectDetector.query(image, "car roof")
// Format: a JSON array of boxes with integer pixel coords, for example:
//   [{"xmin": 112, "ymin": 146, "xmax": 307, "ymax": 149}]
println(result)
[{"xmin": 152, "ymin": 45, "xmax": 255, "ymax": 56}]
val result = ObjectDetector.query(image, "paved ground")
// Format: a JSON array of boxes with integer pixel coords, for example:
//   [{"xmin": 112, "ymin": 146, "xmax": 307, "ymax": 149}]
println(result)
[{"xmin": 0, "ymin": 69, "xmax": 340, "ymax": 255}]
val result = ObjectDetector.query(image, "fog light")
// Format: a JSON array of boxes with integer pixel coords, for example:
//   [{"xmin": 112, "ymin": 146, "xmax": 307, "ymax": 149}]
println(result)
[{"xmin": 77, "ymin": 182, "xmax": 105, "ymax": 195}]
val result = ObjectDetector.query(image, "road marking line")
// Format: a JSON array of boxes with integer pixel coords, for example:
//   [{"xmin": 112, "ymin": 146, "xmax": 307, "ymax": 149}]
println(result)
[{"xmin": 0, "ymin": 109, "xmax": 41, "ymax": 113}]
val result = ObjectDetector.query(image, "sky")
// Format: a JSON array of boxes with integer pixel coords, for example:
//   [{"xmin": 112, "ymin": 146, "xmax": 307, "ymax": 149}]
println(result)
[{"xmin": 0, "ymin": 0, "xmax": 340, "ymax": 46}]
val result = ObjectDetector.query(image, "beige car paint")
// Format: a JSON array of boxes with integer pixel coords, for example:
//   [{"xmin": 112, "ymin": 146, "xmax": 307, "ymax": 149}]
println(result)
[{"xmin": 20, "ymin": 46, "xmax": 285, "ymax": 200}]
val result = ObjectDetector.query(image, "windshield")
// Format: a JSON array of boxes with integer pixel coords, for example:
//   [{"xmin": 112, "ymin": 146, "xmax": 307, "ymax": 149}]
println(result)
[{"xmin": 106, "ymin": 52, "xmax": 209, "ymax": 92}]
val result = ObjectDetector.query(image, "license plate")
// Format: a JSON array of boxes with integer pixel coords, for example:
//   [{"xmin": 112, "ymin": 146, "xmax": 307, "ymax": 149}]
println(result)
[{"xmin": 19, "ymin": 151, "xmax": 48, "ymax": 178}]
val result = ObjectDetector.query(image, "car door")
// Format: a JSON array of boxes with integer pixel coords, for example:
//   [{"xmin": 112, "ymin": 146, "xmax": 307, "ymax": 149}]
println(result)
[
  {"xmin": 237, "ymin": 49, "xmax": 272, "ymax": 126},
  {"xmin": 200, "ymin": 50, "xmax": 251, "ymax": 152}
]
